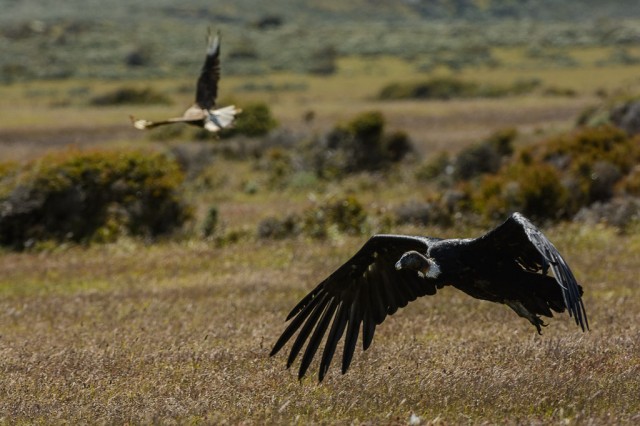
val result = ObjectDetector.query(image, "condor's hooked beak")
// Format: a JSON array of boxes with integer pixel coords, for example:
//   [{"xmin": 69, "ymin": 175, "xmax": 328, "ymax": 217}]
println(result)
[{"xmin": 395, "ymin": 251, "xmax": 441, "ymax": 278}]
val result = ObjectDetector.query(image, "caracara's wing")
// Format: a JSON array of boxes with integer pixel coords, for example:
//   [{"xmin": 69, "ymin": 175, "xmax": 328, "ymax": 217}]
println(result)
[
  {"xmin": 195, "ymin": 29, "xmax": 221, "ymax": 111},
  {"xmin": 468, "ymin": 212, "xmax": 588, "ymax": 331},
  {"xmin": 130, "ymin": 105, "xmax": 206, "ymax": 130},
  {"xmin": 130, "ymin": 114, "xmax": 200, "ymax": 130},
  {"xmin": 271, "ymin": 234, "xmax": 438, "ymax": 381}
]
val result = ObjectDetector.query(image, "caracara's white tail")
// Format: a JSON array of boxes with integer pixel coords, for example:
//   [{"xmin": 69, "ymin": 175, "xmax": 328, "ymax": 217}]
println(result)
[{"xmin": 204, "ymin": 105, "xmax": 242, "ymax": 132}]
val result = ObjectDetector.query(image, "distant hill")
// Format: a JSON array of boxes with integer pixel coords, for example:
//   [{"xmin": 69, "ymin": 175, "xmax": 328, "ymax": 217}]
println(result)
[
  {"xmin": 1, "ymin": 0, "xmax": 639, "ymax": 82},
  {"xmin": 2, "ymin": 0, "xmax": 640, "ymax": 25}
]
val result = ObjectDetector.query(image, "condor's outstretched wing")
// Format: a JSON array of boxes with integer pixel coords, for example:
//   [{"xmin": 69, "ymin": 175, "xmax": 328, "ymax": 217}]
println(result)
[
  {"xmin": 468, "ymin": 212, "xmax": 589, "ymax": 331},
  {"xmin": 270, "ymin": 234, "xmax": 439, "ymax": 382},
  {"xmin": 195, "ymin": 29, "xmax": 221, "ymax": 111}
]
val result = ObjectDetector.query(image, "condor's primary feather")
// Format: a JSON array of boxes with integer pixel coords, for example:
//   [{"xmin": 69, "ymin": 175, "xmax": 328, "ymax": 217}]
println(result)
[{"xmin": 271, "ymin": 212, "xmax": 588, "ymax": 382}]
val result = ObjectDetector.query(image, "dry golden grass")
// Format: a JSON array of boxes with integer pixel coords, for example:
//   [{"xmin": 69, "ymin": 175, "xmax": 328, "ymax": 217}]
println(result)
[
  {"xmin": 0, "ymin": 225, "xmax": 638, "ymax": 424},
  {"xmin": 2, "ymin": 54, "xmax": 640, "ymax": 423}
]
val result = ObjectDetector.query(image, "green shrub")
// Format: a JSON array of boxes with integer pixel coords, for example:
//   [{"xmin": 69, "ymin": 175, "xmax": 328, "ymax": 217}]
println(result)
[
  {"xmin": 315, "ymin": 111, "xmax": 414, "ymax": 176},
  {"xmin": 474, "ymin": 162, "xmax": 569, "ymax": 221},
  {"xmin": 0, "ymin": 150, "xmax": 191, "ymax": 249},
  {"xmin": 202, "ymin": 205, "xmax": 219, "ymax": 238},
  {"xmin": 89, "ymin": 87, "xmax": 172, "ymax": 106},
  {"xmin": 257, "ymin": 215, "xmax": 300, "ymax": 239},
  {"xmin": 378, "ymin": 77, "xmax": 478, "ymax": 100},
  {"xmin": 302, "ymin": 194, "xmax": 368, "ymax": 239},
  {"xmin": 619, "ymin": 166, "xmax": 640, "ymax": 196},
  {"xmin": 454, "ymin": 142, "xmax": 502, "ymax": 181},
  {"xmin": 222, "ymin": 102, "xmax": 278, "ymax": 138},
  {"xmin": 539, "ymin": 125, "xmax": 640, "ymax": 204},
  {"xmin": 378, "ymin": 77, "xmax": 540, "ymax": 100},
  {"xmin": 415, "ymin": 152, "xmax": 451, "ymax": 182},
  {"xmin": 307, "ymin": 45, "xmax": 338, "ymax": 75},
  {"xmin": 258, "ymin": 147, "xmax": 294, "ymax": 188},
  {"xmin": 485, "ymin": 127, "xmax": 517, "ymax": 156}
]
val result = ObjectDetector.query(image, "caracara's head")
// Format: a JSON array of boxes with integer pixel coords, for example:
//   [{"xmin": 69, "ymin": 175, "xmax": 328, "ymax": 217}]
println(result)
[
  {"xmin": 130, "ymin": 116, "xmax": 152, "ymax": 130},
  {"xmin": 395, "ymin": 250, "xmax": 441, "ymax": 278}
]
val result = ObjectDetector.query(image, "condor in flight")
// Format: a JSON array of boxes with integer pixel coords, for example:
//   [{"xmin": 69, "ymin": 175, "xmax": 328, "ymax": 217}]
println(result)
[
  {"xmin": 271, "ymin": 213, "xmax": 589, "ymax": 381},
  {"xmin": 130, "ymin": 30, "xmax": 240, "ymax": 133}
]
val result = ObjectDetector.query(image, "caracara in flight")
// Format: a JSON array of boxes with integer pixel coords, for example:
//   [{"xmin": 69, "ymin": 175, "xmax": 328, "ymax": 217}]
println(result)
[
  {"xmin": 130, "ymin": 29, "xmax": 240, "ymax": 133},
  {"xmin": 271, "ymin": 212, "xmax": 589, "ymax": 381}
]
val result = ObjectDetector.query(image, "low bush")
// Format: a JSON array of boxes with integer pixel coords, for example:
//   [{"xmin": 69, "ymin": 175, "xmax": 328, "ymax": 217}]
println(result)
[
  {"xmin": 89, "ymin": 87, "xmax": 172, "ymax": 106},
  {"xmin": 257, "ymin": 215, "xmax": 300, "ymax": 239},
  {"xmin": 313, "ymin": 111, "xmax": 414, "ymax": 177},
  {"xmin": 419, "ymin": 128, "xmax": 516, "ymax": 183},
  {"xmin": 221, "ymin": 101, "xmax": 278, "ymax": 138},
  {"xmin": 302, "ymin": 194, "xmax": 368, "ymax": 239},
  {"xmin": 467, "ymin": 125, "xmax": 640, "ymax": 222},
  {"xmin": 473, "ymin": 162, "xmax": 569, "ymax": 221},
  {"xmin": 0, "ymin": 150, "xmax": 191, "ymax": 249},
  {"xmin": 254, "ymin": 194, "xmax": 370, "ymax": 240},
  {"xmin": 378, "ymin": 77, "xmax": 540, "ymax": 100}
]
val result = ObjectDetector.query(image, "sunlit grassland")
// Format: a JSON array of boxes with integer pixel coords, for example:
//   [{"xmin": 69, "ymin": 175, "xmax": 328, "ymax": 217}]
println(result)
[
  {"xmin": 2, "ymin": 49, "xmax": 640, "ymax": 423},
  {"xmin": 0, "ymin": 226, "xmax": 638, "ymax": 423}
]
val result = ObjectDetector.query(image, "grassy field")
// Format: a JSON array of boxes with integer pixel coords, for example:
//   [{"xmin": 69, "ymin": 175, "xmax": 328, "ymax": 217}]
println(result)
[
  {"xmin": 1, "ymin": 47, "xmax": 640, "ymax": 423},
  {"xmin": 0, "ymin": 226, "xmax": 639, "ymax": 423}
]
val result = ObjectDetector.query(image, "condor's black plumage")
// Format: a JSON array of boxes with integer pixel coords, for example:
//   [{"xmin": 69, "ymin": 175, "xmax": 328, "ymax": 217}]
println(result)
[
  {"xmin": 130, "ymin": 29, "xmax": 240, "ymax": 133},
  {"xmin": 271, "ymin": 212, "xmax": 588, "ymax": 381}
]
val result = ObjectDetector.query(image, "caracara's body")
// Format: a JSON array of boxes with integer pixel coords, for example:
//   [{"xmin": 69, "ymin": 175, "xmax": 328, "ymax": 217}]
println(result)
[
  {"xmin": 130, "ymin": 30, "xmax": 240, "ymax": 133},
  {"xmin": 271, "ymin": 212, "xmax": 589, "ymax": 381}
]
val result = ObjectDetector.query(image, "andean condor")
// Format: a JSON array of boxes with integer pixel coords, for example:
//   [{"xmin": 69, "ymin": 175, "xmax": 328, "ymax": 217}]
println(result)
[
  {"xmin": 130, "ymin": 29, "xmax": 240, "ymax": 133},
  {"xmin": 271, "ymin": 212, "xmax": 589, "ymax": 382}
]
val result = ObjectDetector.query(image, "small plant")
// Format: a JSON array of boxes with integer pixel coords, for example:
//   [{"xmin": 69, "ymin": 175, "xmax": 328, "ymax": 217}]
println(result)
[
  {"xmin": 415, "ymin": 152, "xmax": 452, "ymax": 182},
  {"xmin": 257, "ymin": 215, "xmax": 300, "ymax": 239},
  {"xmin": 202, "ymin": 205, "xmax": 219, "ymax": 238},
  {"xmin": 302, "ymin": 194, "xmax": 368, "ymax": 239}
]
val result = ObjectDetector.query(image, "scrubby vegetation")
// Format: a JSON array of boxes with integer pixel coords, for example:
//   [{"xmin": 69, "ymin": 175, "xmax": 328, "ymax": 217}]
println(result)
[
  {"xmin": 89, "ymin": 87, "xmax": 172, "ymax": 106},
  {"xmin": 0, "ymin": 150, "xmax": 191, "ymax": 249},
  {"xmin": 417, "ymin": 124, "xmax": 640, "ymax": 224},
  {"xmin": 2, "ymin": 4, "xmax": 640, "ymax": 423},
  {"xmin": 257, "ymin": 194, "xmax": 371, "ymax": 240},
  {"xmin": 222, "ymin": 101, "xmax": 278, "ymax": 138},
  {"xmin": 378, "ymin": 77, "xmax": 540, "ymax": 100},
  {"xmin": 310, "ymin": 110, "xmax": 414, "ymax": 177}
]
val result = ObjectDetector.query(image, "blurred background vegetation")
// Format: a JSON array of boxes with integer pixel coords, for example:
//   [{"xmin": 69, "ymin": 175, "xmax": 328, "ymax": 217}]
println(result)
[
  {"xmin": 1, "ymin": 0, "xmax": 640, "ymax": 249},
  {"xmin": 2, "ymin": 0, "xmax": 640, "ymax": 82}
]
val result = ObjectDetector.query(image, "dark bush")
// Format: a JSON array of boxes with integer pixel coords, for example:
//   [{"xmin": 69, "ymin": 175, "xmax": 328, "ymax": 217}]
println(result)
[
  {"xmin": 257, "ymin": 215, "xmax": 300, "ymax": 239},
  {"xmin": 379, "ymin": 77, "xmax": 478, "ymax": 100},
  {"xmin": 538, "ymin": 125, "xmax": 640, "ymax": 204},
  {"xmin": 90, "ymin": 87, "xmax": 172, "ymax": 106},
  {"xmin": 619, "ymin": 166, "xmax": 640, "ymax": 196},
  {"xmin": 485, "ymin": 127, "xmax": 517, "ymax": 156},
  {"xmin": 378, "ymin": 77, "xmax": 540, "ymax": 101},
  {"xmin": 474, "ymin": 162, "xmax": 569, "ymax": 221},
  {"xmin": 384, "ymin": 130, "xmax": 414, "ymax": 162},
  {"xmin": 222, "ymin": 101, "xmax": 278, "ymax": 138},
  {"xmin": 0, "ymin": 150, "xmax": 191, "ymax": 249},
  {"xmin": 202, "ymin": 205, "xmax": 219, "ymax": 238},
  {"xmin": 394, "ymin": 200, "xmax": 452, "ymax": 227},
  {"xmin": 415, "ymin": 152, "xmax": 452, "ymax": 182},
  {"xmin": 302, "ymin": 194, "xmax": 368, "ymax": 239},
  {"xmin": 454, "ymin": 142, "xmax": 502, "ymax": 181},
  {"xmin": 314, "ymin": 111, "xmax": 414, "ymax": 176},
  {"xmin": 574, "ymin": 197, "xmax": 640, "ymax": 230},
  {"xmin": 307, "ymin": 45, "xmax": 338, "ymax": 75}
]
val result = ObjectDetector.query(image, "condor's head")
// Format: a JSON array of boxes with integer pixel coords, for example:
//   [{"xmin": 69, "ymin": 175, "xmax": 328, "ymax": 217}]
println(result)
[{"xmin": 395, "ymin": 250, "xmax": 441, "ymax": 278}]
